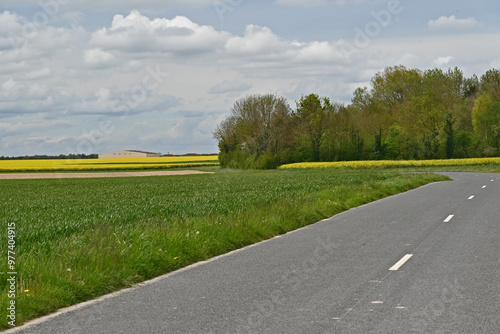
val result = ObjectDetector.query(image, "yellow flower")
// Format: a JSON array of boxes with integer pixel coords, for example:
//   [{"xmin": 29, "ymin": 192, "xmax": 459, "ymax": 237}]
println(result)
[
  {"xmin": 0, "ymin": 156, "xmax": 219, "ymax": 172},
  {"xmin": 24, "ymin": 289, "xmax": 29, "ymax": 293},
  {"xmin": 278, "ymin": 157, "xmax": 500, "ymax": 169},
  {"xmin": 174, "ymin": 257, "xmax": 179, "ymax": 260}
]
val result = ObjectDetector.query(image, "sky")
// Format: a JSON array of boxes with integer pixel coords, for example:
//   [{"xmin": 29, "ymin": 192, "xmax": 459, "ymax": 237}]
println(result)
[{"xmin": 1, "ymin": 0, "xmax": 500, "ymax": 156}]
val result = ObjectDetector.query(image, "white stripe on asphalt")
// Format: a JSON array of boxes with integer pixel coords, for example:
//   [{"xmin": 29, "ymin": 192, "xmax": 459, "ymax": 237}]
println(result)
[
  {"xmin": 468, "ymin": 196, "xmax": 475, "ymax": 200},
  {"xmin": 444, "ymin": 215, "xmax": 454, "ymax": 223},
  {"xmin": 389, "ymin": 254, "xmax": 413, "ymax": 271},
  {"xmin": 482, "ymin": 185, "xmax": 487, "ymax": 189}
]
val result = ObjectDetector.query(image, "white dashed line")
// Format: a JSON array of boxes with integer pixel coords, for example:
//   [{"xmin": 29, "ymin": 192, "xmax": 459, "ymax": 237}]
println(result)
[
  {"xmin": 444, "ymin": 215, "xmax": 454, "ymax": 223},
  {"xmin": 468, "ymin": 196, "xmax": 475, "ymax": 200},
  {"xmin": 389, "ymin": 254, "xmax": 413, "ymax": 271},
  {"xmin": 482, "ymin": 185, "xmax": 487, "ymax": 189}
]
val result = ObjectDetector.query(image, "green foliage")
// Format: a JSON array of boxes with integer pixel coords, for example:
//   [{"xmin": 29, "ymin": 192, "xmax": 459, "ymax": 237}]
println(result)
[
  {"xmin": 215, "ymin": 66, "xmax": 500, "ymax": 169},
  {"xmin": 454, "ymin": 131, "xmax": 474, "ymax": 158},
  {"xmin": 296, "ymin": 94, "xmax": 337, "ymax": 161},
  {"xmin": 213, "ymin": 94, "xmax": 296, "ymax": 169}
]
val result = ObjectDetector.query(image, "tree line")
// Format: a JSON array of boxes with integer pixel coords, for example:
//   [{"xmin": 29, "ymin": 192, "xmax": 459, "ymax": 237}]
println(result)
[
  {"xmin": 0, "ymin": 154, "xmax": 98, "ymax": 160},
  {"xmin": 214, "ymin": 65, "xmax": 500, "ymax": 169}
]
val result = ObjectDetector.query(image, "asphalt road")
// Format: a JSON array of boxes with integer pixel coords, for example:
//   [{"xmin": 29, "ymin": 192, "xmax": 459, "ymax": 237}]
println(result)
[{"xmin": 8, "ymin": 172, "xmax": 500, "ymax": 334}]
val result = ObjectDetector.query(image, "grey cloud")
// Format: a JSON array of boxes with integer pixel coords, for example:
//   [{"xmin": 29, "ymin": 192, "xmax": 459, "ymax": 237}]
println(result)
[{"xmin": 208, "ymin": 80, "xmax": 251, "ymax": 94}]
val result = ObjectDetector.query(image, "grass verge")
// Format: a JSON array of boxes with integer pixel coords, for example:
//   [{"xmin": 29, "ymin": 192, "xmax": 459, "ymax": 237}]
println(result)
[{"xmin": 0, "ymin": 168, "xmax": 447, "ymax": 329}]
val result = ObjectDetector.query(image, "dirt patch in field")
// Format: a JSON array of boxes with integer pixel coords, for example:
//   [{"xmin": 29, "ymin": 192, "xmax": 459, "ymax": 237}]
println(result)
[{"xmin": 0, "ymin": 170, "xmax": 214, "ymax": 180}]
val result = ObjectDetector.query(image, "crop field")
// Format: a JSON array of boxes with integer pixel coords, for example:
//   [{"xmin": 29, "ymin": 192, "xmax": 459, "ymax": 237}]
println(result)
[
  {"xmin": 279, "ymin": 157, "xmax": 500, "ymax": 170},
  {"xmin": 0, "ymin": 168, "xmax": 447, "ymax": 328},
  {"xmin": 0, "ymin": 156, "xmax": 219, "ymax": 172}
]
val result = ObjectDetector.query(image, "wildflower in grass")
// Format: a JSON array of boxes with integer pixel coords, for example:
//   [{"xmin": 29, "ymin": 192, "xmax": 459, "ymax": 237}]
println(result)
[
  {"xmin": 24, "ymin": 290, "xmax": 29, "ymax": 293},
  {"xmin": 174, "ymin": 257, "xmax": 179, "ymax": 260},
  {"xmin": 278, "ymin": 157, "xmax": 500, "ymax": 169}
]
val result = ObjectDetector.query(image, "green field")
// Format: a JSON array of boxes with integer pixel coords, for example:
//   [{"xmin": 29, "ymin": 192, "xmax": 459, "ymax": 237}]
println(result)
[{"xmin": 0, "ymin": 169, "xmax": 448, "ymax": 328}]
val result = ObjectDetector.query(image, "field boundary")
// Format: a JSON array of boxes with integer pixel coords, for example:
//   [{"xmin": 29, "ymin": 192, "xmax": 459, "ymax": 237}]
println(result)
[{"xmin": 0, "ymin": 170, "xmax": 214, "ymax": 180}]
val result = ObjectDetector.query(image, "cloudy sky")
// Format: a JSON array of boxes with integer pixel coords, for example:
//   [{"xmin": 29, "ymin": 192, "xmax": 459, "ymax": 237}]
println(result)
[{"xmin": 1, "ymin": 0, "xmax": 499, "ymax": 156}]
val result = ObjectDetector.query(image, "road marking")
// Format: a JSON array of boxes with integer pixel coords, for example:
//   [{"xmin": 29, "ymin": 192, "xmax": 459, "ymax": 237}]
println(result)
[
  {"xmin": 482, "ymin": 185, "xmax": 487, "ymax": 189},
  {"xmin": 468, "ymin": 196, "xmax": 475, "ymax": 200},
  {"xmin": 371, "ymin": 301, "xmax": 384, "ymax": 304},
  {"xmin": 389, "ymin": 254, "xmax": 413, "ymax": 271},
  {"xmin": 444, "ymin": 215, "xmax": 454, "ymax": 223}
]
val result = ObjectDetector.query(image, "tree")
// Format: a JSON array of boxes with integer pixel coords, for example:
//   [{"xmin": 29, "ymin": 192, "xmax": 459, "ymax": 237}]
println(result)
[
  {"xmin": 370, "ymin": 65, "xmax": 423, "ymax": 112},
  {"xmin": 213, "ymin": 94, "xmax": 294, "ymax": 168},
  {"xmin": 214, "ymin": 65, "xmax": 500, "ymax": 170},
  {"xmin": 296, "ymin": 94, "xmax": 337, "ymax": 161},
  {"xmin": 480, "ymin": 69, "xmax": 500, "ymax": 100},
  {"xmin": 472, "ymin": 94, "xmax": 494, "ymax": 141},
  {"xmin": 471, "ymin": 94, "xmax": 500, "ymax": 154},
  {"xmin": 443, "ymin": 113, "xmax": 456, "ymax": 159}
]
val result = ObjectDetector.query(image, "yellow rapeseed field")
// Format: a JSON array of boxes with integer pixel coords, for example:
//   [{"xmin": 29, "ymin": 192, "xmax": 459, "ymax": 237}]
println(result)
[
  {"xmin": 279, "ymin": 158, "xmax": 500, "ymax": 169},
  {"xmin": 0, "ymin": 156, "xmax": 219, "ymax": 172}
]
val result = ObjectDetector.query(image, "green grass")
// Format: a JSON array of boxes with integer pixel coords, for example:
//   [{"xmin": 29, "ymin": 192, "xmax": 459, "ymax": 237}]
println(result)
[
  {"xmin": 400, "ymin": 165, "xmax": 500, "ymax": 173},
  {"xmin": 0, "ymin": 168, "xmax": 448, "ymax": 329}
]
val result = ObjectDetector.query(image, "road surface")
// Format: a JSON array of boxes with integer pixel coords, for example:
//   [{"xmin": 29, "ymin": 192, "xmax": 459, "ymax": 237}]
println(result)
[{"xmin": 8, "ymin": 172, "xmax": 500, "ymax": 333}]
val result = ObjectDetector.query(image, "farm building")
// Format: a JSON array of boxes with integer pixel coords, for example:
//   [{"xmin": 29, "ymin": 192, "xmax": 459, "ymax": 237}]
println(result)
[{"xmin": 98, "ymin": 150, "xmax": 161, "ymax": 159}]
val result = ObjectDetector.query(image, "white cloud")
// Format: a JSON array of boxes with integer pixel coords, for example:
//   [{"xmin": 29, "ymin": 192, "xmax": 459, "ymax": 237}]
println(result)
[
  {"xmin": 428, "ymin": 16, "xmax": 481, "ymax": 31},
  {"xmin": 84, "ymin": 49, "xmax": 116, "ymax": 68},
  {"xmin": 0, "ymin": 11, "xmax": 24, "ymax": 36},
  {"xmin": 72, "ymin": 86, "xmax": 180, "ymax": 116},
  {"xmin": 295, "ymin": 41, "xmax": 341, "ymax": 62},
  {"xmin": 89, "ymin": 11, "xmax": 229, "ymax": 54},
  {"xmin": 1, "ymin": 79, "xmax": 25, "ymax": 99},
  {"xmin": 24, "ymin": 67, "xmax": 53, "ymax": 80},
  {"xmin": 225, "ymin": 25, "xmax": 286, "ymax": 55},
  {"xmin": 433, "ymin": 56, "xmax": 454, "ymax": 67}
]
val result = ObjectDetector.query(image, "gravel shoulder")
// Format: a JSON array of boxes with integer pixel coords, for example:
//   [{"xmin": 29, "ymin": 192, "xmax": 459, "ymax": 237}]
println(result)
[{"xmin": 0, "ymin": 170, "xmax": 214, "ymax": 180}]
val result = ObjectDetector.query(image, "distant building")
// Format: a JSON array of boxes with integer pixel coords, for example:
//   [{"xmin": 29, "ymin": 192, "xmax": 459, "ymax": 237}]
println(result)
[{"xmin": 98, "ymin": 150, "xmax": 161, "ymax": 159}]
